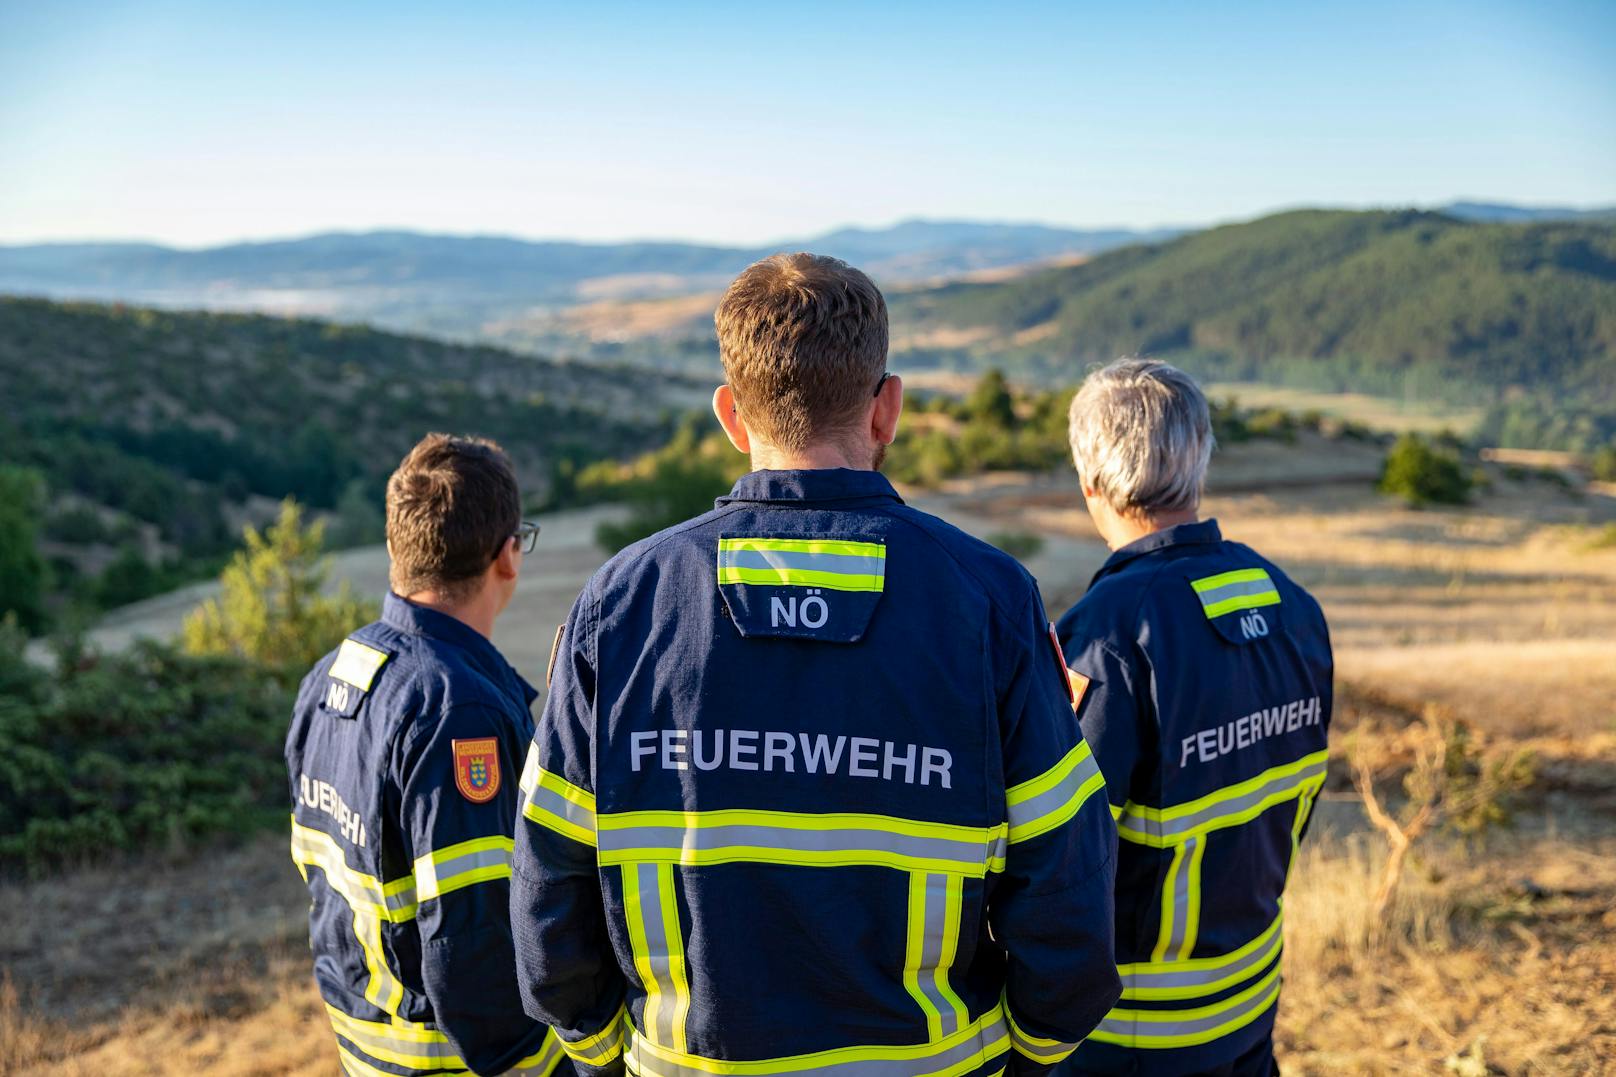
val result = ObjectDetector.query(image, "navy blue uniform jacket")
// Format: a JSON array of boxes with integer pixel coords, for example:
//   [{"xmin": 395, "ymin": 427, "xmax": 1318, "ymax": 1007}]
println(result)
[
  {"xmin": 1056, "ymin": 520, "xmax": 1332, "ymax": 1076},
  {"xmin": 511, "ymin": 469, "xmax": 1121, "ymax": 1077},
  {"xmin": 287, "ymin": 592, "xmax": 567, "ymax": 1077}
]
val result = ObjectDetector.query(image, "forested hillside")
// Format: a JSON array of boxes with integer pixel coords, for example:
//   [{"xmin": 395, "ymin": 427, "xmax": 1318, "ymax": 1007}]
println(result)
[
  {"xmin": 892, "ymin": 211, "xmax": 1616, "ymax": 445},
  {"xmin": 0, "ymin": 298, "xmax": 688, "ymax": 622}
]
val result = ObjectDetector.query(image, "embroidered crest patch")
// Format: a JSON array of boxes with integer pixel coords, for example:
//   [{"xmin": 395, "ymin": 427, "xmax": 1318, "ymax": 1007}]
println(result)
[{"xmin": 452, "ymin": 738, "xmax": 501, "ymax": 803}]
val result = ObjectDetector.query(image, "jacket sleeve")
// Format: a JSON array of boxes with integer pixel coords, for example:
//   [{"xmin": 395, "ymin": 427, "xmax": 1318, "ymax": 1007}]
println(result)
[
  {"xmin": 987, "ymin": 586, "xmax": 1122, "ymax": 1075},
  {"xmin": 1056, "ymin": 625, "xmax": 1152, "ymax": 813},
  {"xmin": 511, "ymin": 591, "xmax": 628, "ymax": 1077},
  {"xmin": 395, "ymin": 700, "xmax": 556, "ymax": 1076}
]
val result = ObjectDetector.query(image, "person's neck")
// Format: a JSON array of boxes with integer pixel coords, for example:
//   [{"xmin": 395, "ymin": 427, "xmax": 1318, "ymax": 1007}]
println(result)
[
  {"xmin": 750, "ymin": 441, "xmax": 867, "ymax": 471},
  {"xmin": 1099, "ymin": 507, "xmax": 1199, "ymax": 551},
  {"xmin": 404, "ymin": 591, "xmax": 498, "ymax": 641}
]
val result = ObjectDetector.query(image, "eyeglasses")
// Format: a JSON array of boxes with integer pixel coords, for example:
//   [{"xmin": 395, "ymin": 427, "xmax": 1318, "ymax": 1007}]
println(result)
[
  {"xmin": 511, "ymin": 520, "xmax": 542, "ymax": 555},
  {"xmin": 873, "ymin": 371, "xmax": 892, "ymax": 398}
]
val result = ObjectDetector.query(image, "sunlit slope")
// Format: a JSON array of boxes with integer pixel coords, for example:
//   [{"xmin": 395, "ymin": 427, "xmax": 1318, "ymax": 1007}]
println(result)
[{"xmin": 892, "ymin": 209, "xmax": 1616, "ymax": 401}]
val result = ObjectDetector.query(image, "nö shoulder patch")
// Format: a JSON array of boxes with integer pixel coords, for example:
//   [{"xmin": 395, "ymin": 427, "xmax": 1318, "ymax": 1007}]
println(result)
[
  {"xmin": 322, "ymin": 638, "xmax": 391, "ymax": 718},
  {"xmin": 716, "ymin": 533, "xmax": 886, "ymax": 643},
  {"xmin": 1188, "ymin": 567, "xmax": 1284, "ymax": 646}
]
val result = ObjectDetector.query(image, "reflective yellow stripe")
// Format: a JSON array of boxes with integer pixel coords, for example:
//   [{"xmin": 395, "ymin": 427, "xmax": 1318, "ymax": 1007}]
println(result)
[
  {"xmin": 1003, "ymin": 998, "xmax": 1081, "ymax": 1065},
  {"xmin": 559, "ymin": 1005, "xmax": 628, "ymax": 1066},
  {"xmin": 508, "ymin": 1030, "xmax": 568, "ymax": 1077},
  {"xmin": 1005, "ymin": 741, "xmax": 1106, "ymax": 843},
  {"xmin": 716, "ymin": 567, "xmax": 886, "ymax": 592},
  {"xmin": 1115, "ymin": 751, "xmax": 1329, "ymax": 846},
  {"xmin": 1120, "ymin": 913, "xmax": 1284, "ymax": 1001},
  {"xmin": 625, "ymin": 1004, "xmax": 1009, "ymax": 1076},
  {"xmin": 520, "ymin": 747, "xmax": 598, "ymax": 847},
  {"xmin": 1177, "ymin": 839, "xmax": 1206, "ymax": 961},
  {"xmin": 1190, "ymin": 568, "xmax": 1281, "ymax": 620},
  {"xmin": 935, "ymin": 876, "xmax": 969, "ymax": 1032},
  {"xmin": 291, "ymin": 819, "xmax": 414, "ymax": 1017},
  {"xmin": 1151, "ymin": 841, "xmax": 1190, "ymax": 963},
  {"xmin": 624, "ymin": 864, "xmax": 692, "ymax": 1054},
  {"xmin": 598, "ymin": 809, "xmax": 1003, "ymax": 877},
  {"xmin": 903, "ymin": 874, "xmax": 943, "ymax": 1037},
  {"xmin": 1089, "ymin": 961, "xmax": 1282, "ymax": 1049},
  {"xmin": 718, "ymin": 537, "xmax": 887, "ymax": 558},
  {"xmin": 412, "ymin": 834, "xmax": 513, "ymax": 902},
  {"xmin": 326, "ymin": 1005, "xmax": 461, "ymax": 1071},
  {"xmin": 330, "ymin": 638, "xmax": 390, "ymax": 690}
]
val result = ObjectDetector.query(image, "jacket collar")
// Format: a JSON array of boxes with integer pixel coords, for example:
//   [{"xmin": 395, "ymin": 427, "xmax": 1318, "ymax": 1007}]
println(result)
[
  {"xmin": 1096, "ymin": 518, "xmax": 1224, "ymax": 577},
  {"xmin": 381, "ymin": 592, "xmax": 538, "ymax": 707},
  {"xmin": 717, "ymin": 468, "xmax": 904, "ymax": 506}
]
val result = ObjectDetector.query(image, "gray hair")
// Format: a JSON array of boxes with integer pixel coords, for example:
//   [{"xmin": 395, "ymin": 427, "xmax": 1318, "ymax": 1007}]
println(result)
[{"xmin": 1067, "ymin": 358, "xmax": 1214, "ymax": 517}]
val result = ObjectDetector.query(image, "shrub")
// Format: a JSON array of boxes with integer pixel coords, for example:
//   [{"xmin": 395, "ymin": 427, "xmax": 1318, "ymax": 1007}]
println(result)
[
  {"xmin": 182, "ymin": 499, "xmax": 376, "ymax": 670},
  {"xmin": 1378, "ymin": 434, "xmax": 1473, "ymax": 507},
  {"xmin": 987, "ymin": 531, "xmax": 1045, "ymax": 561},
  {"xmin": 0, "ymin": 621, "xmax": 296, "ymax": 876},
  {"xmin": 1592, "ymin": 445, "xmax": 1616, "ymax": 483},
  {"xmin": 0, "ymin": 467, "xmax": 49, "ymax": 634}
]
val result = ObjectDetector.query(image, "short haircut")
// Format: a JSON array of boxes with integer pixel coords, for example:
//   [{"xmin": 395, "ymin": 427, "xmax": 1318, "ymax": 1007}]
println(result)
[
  {"xmin": 386, "ymin": 433, "xmax": 521, "ymax": 600},
  {"xmin": 1067, "ymin": 358, "xmax": 1214, "ymax": 517},
  {"xmin": 714, "ymin": 253, "xmax": 888, "ymax": 452}
]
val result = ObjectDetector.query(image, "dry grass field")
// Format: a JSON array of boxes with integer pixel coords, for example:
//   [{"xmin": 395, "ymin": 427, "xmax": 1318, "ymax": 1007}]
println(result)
[{"xmin": 5, "ymin": 433, "xmax": 1614, "ymax": 1075}]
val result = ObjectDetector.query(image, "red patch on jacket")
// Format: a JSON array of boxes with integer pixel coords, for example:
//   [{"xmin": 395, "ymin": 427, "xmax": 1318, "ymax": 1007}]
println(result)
[{"xmin": 453, "ymin": 738, "xmax": 501, "ymax": 804}]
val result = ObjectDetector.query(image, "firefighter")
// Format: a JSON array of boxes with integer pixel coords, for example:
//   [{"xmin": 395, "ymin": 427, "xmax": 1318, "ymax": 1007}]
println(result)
[
  {"xmin": 1054, "ymin": 359, "xmax": 1333, "ymax": 1076},
  {"xmin": 510, "ymin": 253, "xmax": 1121, "ymax": 1076},
  {"xmin": 286, "ymin": 434, "xmax": 566, "ymax": 1077}
]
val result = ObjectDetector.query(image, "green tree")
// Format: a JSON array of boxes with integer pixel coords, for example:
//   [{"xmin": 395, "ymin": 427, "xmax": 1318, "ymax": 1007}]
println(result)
[
  {"xmin": 1378, "ymin": 434, "xmax": 1473, "ymax": 507},
  {"xmin": 1592, "ymin": 444, "xmax": 1616, "ymax": 483},
  {"xmin": 182, "ymin": 499, "xmax": 376, "ymax": 669},
  {"xmin": 0, "ymin": 467, "xmax": 49, "ymax": 634},
  {"xmin": 966, "ymin": 369, "xmax": 1017, "ymax": 430}
]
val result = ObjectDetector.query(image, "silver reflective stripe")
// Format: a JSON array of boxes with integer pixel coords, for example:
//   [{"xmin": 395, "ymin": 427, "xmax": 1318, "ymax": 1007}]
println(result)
[
  {"xmin": 1118, "ymin": 756, "xmax": 1328, "ymax": 843},
  {"xmin": 503, "ymin": 1031, "xmax": 567, "ymax": 1076},
  {"xmin": 634, "ymin": 863, "xmax": 681, "ymax": 1047},
  {"xmin": 625, "ymin": 1009, "xmax": 1008, "ymax": 1077},
  {"xmin": 718, "ymin": 548, "xmax": 887, "ymax": 578},
  {"xmin": 416, "ymin": 844, "xmax": 510, "ymax": 901},
  {"xmin": 1006, "ymin": 747, "xmax": 1102, "ymax": 837},
  {"xmin": 1094, "ymin": 965, "xmax": 1282, "ymax": 1044},
  {"xmin": 1006, "ymin": 1008, "xmax": 1079, "ymax": 1064},
  {"xmin": 1160, "ymin": 836, "xmax": 1200, "ymax": 960},
  {"xmin": 526, "ymin": 781, "xmax": 596, "ymax": 835},
  {"xmin": 1123, "ymin": 917, "xmax": 1283, "ymax": 995},
  {"xmin": 910, "ymin": 874, "xmax": 964, "ymax": 1036},
  {"xmin": 1194, "ymin": 576, "xmax": 1276, "ymax": 612},
  {"xmin": 598, "ymin": 820, "xmax": 991, "ymax": 872}
]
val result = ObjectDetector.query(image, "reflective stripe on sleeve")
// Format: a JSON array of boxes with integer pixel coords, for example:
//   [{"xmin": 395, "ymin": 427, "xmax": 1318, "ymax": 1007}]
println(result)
[
  {"xmin": 1005, "ymin": 741, "xmax": 1105, "ymax": 844},
  {"xmin": 1004, "ymin": 998, "xmax": 1081, "ymax": 1065},
  {"xmin": 412, "ymin": 834, "xmax": 513, "ymax": 902},
  {"xmin": 1115, "ymin": 751, "xmax": 1329, "ymax": 847},
  {"xmin": 520, "ymin": 746, "xmax": 598, "ymax": 847},
  {"xmin": 597, "ymin": 809, "xmax": 1004, "ymax": 877},
  {"xmin": 717, "ymin": 537, "xmax": 887, "ymax": 592},
  {"xmin": 1189, "ymin": 568, "xmax": 1281, "ymax": 620},
  {"xmin": 624, "ymin": 1003, "xmax": 1009, "ymax": 1077},
  {"xmin": 506, "ymin": 1029, "xmax": 569, "ymax": 1077},
  {"xmin": 557, "ymin": 1005, "xmax": 629, "ymax": 1067}
]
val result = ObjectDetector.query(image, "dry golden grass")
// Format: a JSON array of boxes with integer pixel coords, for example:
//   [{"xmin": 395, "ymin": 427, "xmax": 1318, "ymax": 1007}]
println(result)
[{"xmin": 7, "ymin": 437, "xmax": 1615, "ymax": 1074}]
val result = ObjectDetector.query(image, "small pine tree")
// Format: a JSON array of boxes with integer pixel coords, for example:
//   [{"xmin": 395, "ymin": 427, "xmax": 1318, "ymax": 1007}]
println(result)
[
  {"xmin": 966, "ymin": 369, "xmax": 1018, "ymax": 431},
  {"xmin": 1378, "ymin": 434, "xmax": 1472, "ymax": 507},
  {"xmin": 182, "ymin": 499, "xmax": 376, "ymax": 669}
]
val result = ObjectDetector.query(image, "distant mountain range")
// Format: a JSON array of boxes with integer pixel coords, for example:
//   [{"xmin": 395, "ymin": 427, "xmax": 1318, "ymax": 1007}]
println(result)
[{"xmin": 0, "ymin": 219, "xmax": 1178, "ymax": 345}]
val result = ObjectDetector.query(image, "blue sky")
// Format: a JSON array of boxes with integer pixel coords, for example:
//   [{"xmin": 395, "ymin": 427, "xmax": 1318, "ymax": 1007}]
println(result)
[{"xmin": 1, "ymin": 0, "xmax": 1612, "ymax": 246}]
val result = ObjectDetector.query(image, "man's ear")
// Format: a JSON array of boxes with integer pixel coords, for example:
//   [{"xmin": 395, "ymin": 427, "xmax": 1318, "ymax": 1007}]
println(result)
[
  {"xmin": 871, "ymin": 372, "xmax": 904, "ymax": 445},
  {"xmin": 491, "ymin": 537, "xmax": 519, "ymax": 582},
  {"xmin": 712, "ymin": 384, "xmax": 751, "ymax": 454}
]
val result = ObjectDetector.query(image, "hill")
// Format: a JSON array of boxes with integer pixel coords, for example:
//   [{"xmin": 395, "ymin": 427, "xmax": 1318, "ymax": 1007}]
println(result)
[
  {"xmin": 0, "ymin": 220, "xmax": 1168, "ymax": 345},
  {"xmin": 0, "ymin": 297, "xmax": 695, "ymax": 617},
  {"xmin": 890, "ymin": 210, "xmax": 1616, "ymax": 433}
]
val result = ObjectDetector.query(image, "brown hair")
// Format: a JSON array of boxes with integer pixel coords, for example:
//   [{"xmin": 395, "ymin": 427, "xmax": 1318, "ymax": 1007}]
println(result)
[
  {"xmin": 386, "ymin": 433, "xmax": 520, "ymax": 600},
  {"xmin": 714, "ymin": 252, "xmax": 888, "ymax": 452}
]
